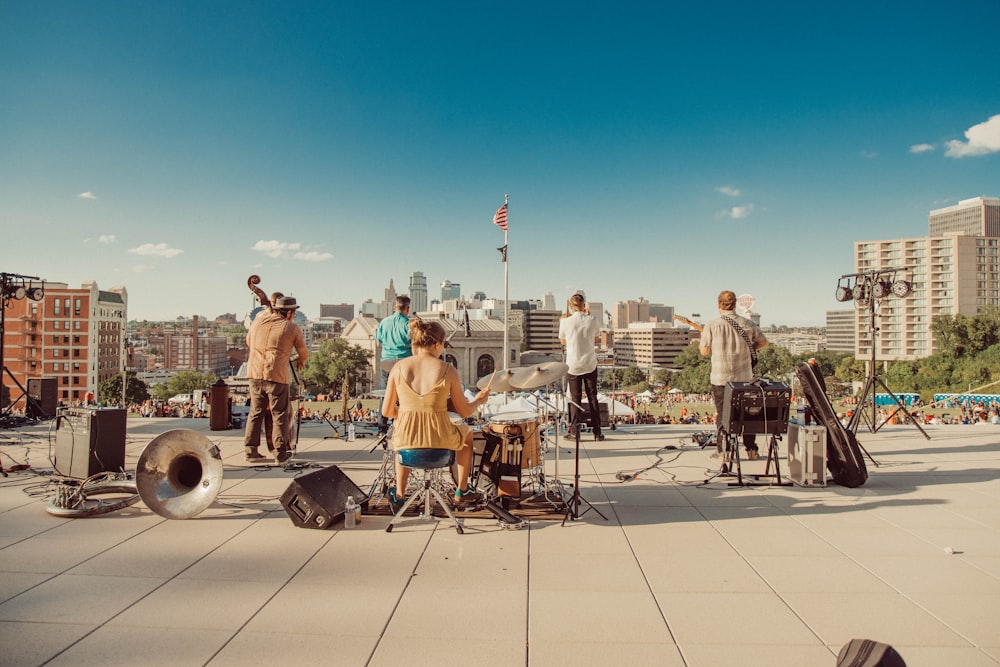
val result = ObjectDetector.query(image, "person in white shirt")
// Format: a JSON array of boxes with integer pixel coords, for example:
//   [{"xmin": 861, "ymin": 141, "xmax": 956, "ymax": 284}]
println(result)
[{"xmin": 558, "ymin": 293, "xmax": 605, "ymax": 441}]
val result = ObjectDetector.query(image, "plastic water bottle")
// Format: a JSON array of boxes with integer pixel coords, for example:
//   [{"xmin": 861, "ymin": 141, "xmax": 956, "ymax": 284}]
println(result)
[
  {"xmin": 347, "ymin": 422, "xmax": 356, "ymax": 442},
  {"xmin": 344, "ymin": 495, "xmax": 358, "ymax": 528},
  {"xmin": 795, "ymin": 399, "xmax": 808, "ymax": 425}
]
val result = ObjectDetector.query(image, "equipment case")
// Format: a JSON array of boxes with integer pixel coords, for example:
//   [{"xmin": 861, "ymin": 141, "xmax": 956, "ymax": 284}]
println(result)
[{"xmin": 787, "ymin": 423, "xmax": 827, "ymax": 487}]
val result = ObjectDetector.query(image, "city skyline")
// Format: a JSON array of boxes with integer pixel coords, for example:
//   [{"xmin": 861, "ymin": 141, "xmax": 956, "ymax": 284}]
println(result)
[{"xmin": 2, "ymin": 2, "xmax": 998, "ymax": 326}]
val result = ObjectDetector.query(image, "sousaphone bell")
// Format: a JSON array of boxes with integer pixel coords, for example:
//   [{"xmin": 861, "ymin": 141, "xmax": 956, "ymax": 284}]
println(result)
[{"xmin": 136, "ymin": 429, "xmax": 224, "ymax": 519}]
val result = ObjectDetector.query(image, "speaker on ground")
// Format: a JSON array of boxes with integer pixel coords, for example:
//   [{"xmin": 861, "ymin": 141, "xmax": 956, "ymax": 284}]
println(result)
[{"xmin": 280, "ymin": 465, "xmax": 368, "ymax": 529}]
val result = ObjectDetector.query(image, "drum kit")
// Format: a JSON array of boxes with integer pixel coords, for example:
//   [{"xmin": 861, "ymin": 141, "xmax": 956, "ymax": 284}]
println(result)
[{"xmin": 369, "ymin": 360, "xmax": 603, "ymax": 527}]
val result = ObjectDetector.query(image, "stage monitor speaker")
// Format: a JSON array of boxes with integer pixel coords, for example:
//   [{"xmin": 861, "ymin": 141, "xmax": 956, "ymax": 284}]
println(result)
[
  {"xmin": 53, "ymin": 407, "xmax": 127, "ymax": 478},
  {"xmin": 26, "ymin": 377, "xmax": 58, "ymax": 419},
  {"xmin": 280, "ymin": 465, "xmax": 368, "ymax": 529},
  {"xmin": 580, "ymin": 401, "xmax": 610, "ymax": 427},
  {"xmin": 721, "ymin": 381, "xmax": 791, "ymax": 436}
]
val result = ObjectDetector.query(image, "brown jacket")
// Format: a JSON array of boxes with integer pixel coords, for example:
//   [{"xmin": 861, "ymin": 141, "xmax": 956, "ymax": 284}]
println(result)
[{"xmin": 246, "ymin": 310, "xmax": 308, "ymax": 384}]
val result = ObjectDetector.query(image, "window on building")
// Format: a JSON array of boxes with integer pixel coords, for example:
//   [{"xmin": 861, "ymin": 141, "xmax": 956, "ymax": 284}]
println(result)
[{"xmin": 74, "ymin": 299, "xmax": 81, "ymax": 315}]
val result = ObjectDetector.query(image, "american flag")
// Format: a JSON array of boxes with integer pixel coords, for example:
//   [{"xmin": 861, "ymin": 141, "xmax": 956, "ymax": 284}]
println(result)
[{"xmin": 492, "ymin": 203, "xmax": 508, "ymax": 231}]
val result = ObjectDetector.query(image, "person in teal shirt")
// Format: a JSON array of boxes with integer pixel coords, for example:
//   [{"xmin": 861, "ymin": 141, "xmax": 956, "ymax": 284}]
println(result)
[{"xmin": 376, "ymin": 296, "xmax": 413, "ymax": 433}]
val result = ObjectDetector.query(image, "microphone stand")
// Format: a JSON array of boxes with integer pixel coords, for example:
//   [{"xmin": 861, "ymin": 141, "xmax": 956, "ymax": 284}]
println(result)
[{"xmin": 561, "ymin": 392, "xmax": 607, "ymax": 524}]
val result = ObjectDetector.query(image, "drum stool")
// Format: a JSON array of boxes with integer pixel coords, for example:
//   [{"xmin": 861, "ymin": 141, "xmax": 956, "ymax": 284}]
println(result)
[{"xmin": 385, "ymin": 449, "xmax": 464, "ymax": 534}]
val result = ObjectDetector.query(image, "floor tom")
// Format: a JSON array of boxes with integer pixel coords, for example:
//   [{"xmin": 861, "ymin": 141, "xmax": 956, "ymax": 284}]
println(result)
[{"xmin": 488, "ymin": 411, "xmax": 541, "ymax": 469}]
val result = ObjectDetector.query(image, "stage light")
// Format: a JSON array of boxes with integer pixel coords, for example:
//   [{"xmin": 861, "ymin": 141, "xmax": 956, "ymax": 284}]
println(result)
[
  {"xmin": 871, "ymin": 280, "xmax": 892, "ymax": 299},
  {"xmin": 5, "ymin": 284, "xmax": 26, "ymax": 300},
  {"xmin": 891, "ymin": 280, "xmax": 912, "ymax": 298},
  {"xmin": 835, "ymin": 280, "xmax": 854, "ymax": 302}
]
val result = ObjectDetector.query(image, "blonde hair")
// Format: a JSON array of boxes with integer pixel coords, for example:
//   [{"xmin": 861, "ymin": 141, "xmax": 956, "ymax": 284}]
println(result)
[
  {"xmin": 409, "ymin": 318, "xmax": 446, "ymax": 349},
  {"xmin": 564, "ymin": 293, "xmax": 586, "ymax": 317}
]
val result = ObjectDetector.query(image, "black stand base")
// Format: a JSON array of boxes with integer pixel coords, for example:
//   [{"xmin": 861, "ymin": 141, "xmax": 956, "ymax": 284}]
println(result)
[{"xmin": 562, "ymin": 427, "xmax": 607, "ymax": 524}]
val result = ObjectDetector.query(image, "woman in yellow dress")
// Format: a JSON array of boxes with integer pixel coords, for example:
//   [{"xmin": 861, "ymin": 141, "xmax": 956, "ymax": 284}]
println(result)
[{"xmin": 381, "ymin": 318, "xmax": 491, "ymax": 509}]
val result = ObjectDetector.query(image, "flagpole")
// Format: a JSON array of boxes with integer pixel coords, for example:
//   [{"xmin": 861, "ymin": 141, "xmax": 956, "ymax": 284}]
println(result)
[{"xmin": 502, "ymin": 193, "xmax": 509, "ymax": 370}]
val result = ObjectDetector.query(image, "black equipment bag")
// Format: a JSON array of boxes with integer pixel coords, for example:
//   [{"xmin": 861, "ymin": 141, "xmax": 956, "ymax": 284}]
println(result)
[
  {"xmin": 795, "ymin": 362, "xmax": 868, "ymax": 488},
  {"xmin": 836, "ymin": 638, "xmax": 906, "ymax": 667},
  {"xmin": 480, "ymin": 429, "xmax": 522, "ymax": 497}
]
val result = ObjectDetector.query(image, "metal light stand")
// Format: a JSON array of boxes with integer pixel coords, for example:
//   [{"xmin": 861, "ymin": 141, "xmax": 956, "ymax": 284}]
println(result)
[
  {"xmin": 845, "ymin": 269, "xmax": 929, "ymax": 449},
  {"xmin": 1, "ymin": 273, "xmax": 46, "ymax": 426}
]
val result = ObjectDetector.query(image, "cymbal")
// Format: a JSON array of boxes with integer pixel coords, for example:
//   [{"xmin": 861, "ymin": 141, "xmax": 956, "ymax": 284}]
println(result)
[
  {"xmin": 510, "ymin": 362, "xmax": 569, "ymax": 389},
  {"xmin": 477, "ymin": 368, "xmax": 519, "ymax": 392}
]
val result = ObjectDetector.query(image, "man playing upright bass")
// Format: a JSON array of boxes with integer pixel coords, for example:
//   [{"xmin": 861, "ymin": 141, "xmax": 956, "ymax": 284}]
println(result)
[{"xmin": 244, "ymin": 295, "xmax": 308, "ymax": 464}]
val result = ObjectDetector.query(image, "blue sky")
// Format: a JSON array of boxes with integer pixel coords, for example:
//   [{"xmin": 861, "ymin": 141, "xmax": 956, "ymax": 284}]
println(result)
[{"xmin": 2, "ymin": 1, "xmax": 998, "ymax": 326}]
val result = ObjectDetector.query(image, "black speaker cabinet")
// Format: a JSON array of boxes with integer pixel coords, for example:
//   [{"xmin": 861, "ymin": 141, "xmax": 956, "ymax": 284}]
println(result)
[
  {"xmin": 280, "ymin": 465, "xmax": 368, "ymax": 529},
  {"xmin": 27, "ymin": 377, "xmax": 58, "ymax": 419},
  {"xmin": 53, "ymin": 407, "xmax": 127, "ymax": 478},
  {"xmin": 721, "ymin": 381, "xmax": 791, "ymax": 436},
  {"xmin": 580, "ymin": 401, "xmax": 610, "ymax": 427}
]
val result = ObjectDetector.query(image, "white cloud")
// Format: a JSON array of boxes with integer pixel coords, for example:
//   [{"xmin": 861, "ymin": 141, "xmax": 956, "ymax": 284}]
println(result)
[
  {"xmin": 910, "ymin": 143, "xmax": 935, "ymax": 154},
  {"xmin": 98, "ymin": 234, "xmax": 116, "ymax": 244},
  {"xmin": 128, "ymin": 243, "xmax": 184, "ymax": 258},
  {"xmin": 944, "ymin": 113, "xmax": 1000, "ymax": 158},
  {"xmin": 294, "ymin": 251, "xmax": 335, "ymax": 262},
  {"xmin": 860, "ymin": 150, "xmax": 878, "ymax": 159},
  {"xmin": 78, "ymin": 191, "xmax": 97, "ymax": 200},
  {"xmin": 716, "ymin": 185, "xmax": 741, "ymax": 197},
  {"xmin": 723, "ymin": 204, "xmax": 753, "ymax": 219},
  {"xmin": 252, "ymin": 239, "xmax": 302, "ymax": 259}
]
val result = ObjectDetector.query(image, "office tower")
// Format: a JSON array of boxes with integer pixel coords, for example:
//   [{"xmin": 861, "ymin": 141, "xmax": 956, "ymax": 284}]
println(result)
[
  {"xmin": 409, "ymin": 271, "xmax": 428, "ymax": 313},
  {"xmin": 929, "ymin": 197, "xmax": 1000, "ymax": 236}
]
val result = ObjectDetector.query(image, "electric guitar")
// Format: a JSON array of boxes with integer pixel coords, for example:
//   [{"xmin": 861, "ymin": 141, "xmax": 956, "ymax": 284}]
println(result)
[{"xmin": 672, "ymin": 314, "xmax": 704, "ymax": 332}]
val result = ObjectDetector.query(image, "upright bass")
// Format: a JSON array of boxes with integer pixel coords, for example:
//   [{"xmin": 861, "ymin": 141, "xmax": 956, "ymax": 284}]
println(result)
[{"xmin": 245, "ymin": 274, "xmax": 303, "ymax": 444}]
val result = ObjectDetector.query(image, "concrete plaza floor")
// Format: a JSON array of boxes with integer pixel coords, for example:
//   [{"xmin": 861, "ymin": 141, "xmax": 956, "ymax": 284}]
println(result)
[{"xmin": 1, "ymin": 415, "xmax": 999, "ymax": 666}]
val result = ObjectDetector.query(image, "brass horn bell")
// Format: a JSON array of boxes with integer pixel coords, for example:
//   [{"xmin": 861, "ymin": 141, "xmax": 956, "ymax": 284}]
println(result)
[{"xmin": 136, "ymin": 429, "xmax": 224, "ymax": 519}]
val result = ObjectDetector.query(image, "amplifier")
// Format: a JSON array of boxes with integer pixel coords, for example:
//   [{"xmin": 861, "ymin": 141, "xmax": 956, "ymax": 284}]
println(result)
[
  {"xmin": 53, "ymin": 408, "xmax": 127, "ymax": 478},
  {"xmin": 580, "ymin": 401, "xmax": 610, "ymax": 427},
  {"xmin": 721, "ymin": 381, "xmax": 791, "ymax": 436},
  {"xmin": 27, "ymin": 378, "xmax": 58, "ymax": 419}
]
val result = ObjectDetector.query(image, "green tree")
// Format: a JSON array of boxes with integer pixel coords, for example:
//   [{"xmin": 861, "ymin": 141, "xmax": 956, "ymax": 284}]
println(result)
[
  {"xmin": 599, "ymin": 367, "xmax": 624, "ymax": 392},
  {"xmin": 99, "ymin": 371, "xmax": 151, "ymax": 406},
  {"xmin": 668, "ymin": 345, "xmax": 711, "ymax": 393},
  {"xmin": 300, "ymin": 338, "xmax": 373, "ymax": 396},
  {"xmin": 755, "ymin": 344, "xmax": 793, "ymax": 380},
  {"xmin": 620, "ymin": 365, "xmax": 645, "ymax": 388},
  {"xmin": 834, "ymin": 355, "xmax": 866, "ymax": 385}
]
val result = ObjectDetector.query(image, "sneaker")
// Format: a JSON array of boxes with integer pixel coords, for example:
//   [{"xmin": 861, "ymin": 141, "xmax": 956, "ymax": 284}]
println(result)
[
  {"xmin": 454, "ymin": 488, "xmax": 482, "ymax": 505},
  {"xmin": 245, "ymin": 453, "xmax": 274, "ymax": 464},
  {"xmin": 594, "ymin": 432, "xmax": 606, "ymax": 441},
  {"xmin": 387, "ymin": 487, "xmax": 404, "ymax": 514},
  {"xmin": 746, "ymin": 449, "xmax": 760, "ymax": 461},
  {"xmin": 276, "ymin": 449, "xmax": 293, "ymax": 464}
]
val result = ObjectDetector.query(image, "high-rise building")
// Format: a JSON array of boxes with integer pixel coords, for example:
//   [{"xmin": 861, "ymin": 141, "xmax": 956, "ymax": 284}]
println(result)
[
  {"xmin": 612, "ymin": 323, "xmax": 691, "ymax": 368},
  {"xmin": 825, "ymin": 310, "xmax": 856, "ymax": 354},
  {"xmin": 929, "ymin": 197, "xmax": 1000, "ymax": 236},
  {"xmin": 379, "ymin": 279, "xmax": 397, "ymax": 319},
  {"xmin": 1, "ymin": 280, "xmax": 127, "ymax": 406},
  {"xmin": 409, "ymin": 271, "xmax": 428, "ymax": 312},
  {"xmin": 853, "ymin": 234, "xmax": 1000, "ymax": 360},
  {"xmin": 163, "ymin": 315, "xmax": 229, "ymax": 375},
  {"xmin": 441, "ymin": 280, "xmax": 461, "ymax": 302},
  {"xmin": 647, "ymin": 303, "xmax": 674, "ymax": 323},
  {"xmin": 612, "ymin": 298, "xmax": 650, "ymax": 328}
]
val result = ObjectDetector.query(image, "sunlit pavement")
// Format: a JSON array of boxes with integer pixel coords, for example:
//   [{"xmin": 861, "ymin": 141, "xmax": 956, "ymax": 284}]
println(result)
[{"xmin": 1, "ymin": 417, "xmax": 999, "ymax": 666}]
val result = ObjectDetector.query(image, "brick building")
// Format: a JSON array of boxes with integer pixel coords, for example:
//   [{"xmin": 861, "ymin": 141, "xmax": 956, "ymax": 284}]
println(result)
[{"xmin": 2, "ymin": 280, "xmax": 127, "ymax": 408}]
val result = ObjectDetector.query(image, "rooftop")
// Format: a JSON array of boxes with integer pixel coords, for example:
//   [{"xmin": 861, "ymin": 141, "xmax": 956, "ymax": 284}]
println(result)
[{"xmin": 1, "ymin": 417, "xmax": 999, "ymax": 666}]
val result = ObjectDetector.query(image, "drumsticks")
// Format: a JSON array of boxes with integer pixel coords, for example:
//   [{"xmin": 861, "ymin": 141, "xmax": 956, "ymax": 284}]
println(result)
[{"xmin": 484, "ymin": 368, "xmax": 499, "ymax": 391}]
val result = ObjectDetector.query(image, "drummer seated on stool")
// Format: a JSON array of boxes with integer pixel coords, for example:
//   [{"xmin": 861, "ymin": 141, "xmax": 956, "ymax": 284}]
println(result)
[{"xmin": 381, "ymin": 318, "xmax": 491, "ymax": 509}]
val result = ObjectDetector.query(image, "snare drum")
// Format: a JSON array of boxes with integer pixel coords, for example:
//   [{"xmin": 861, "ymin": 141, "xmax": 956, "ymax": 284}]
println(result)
[{"xmin": 488, "ymin": 411, "xmax": 542, "ymax": 469}]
